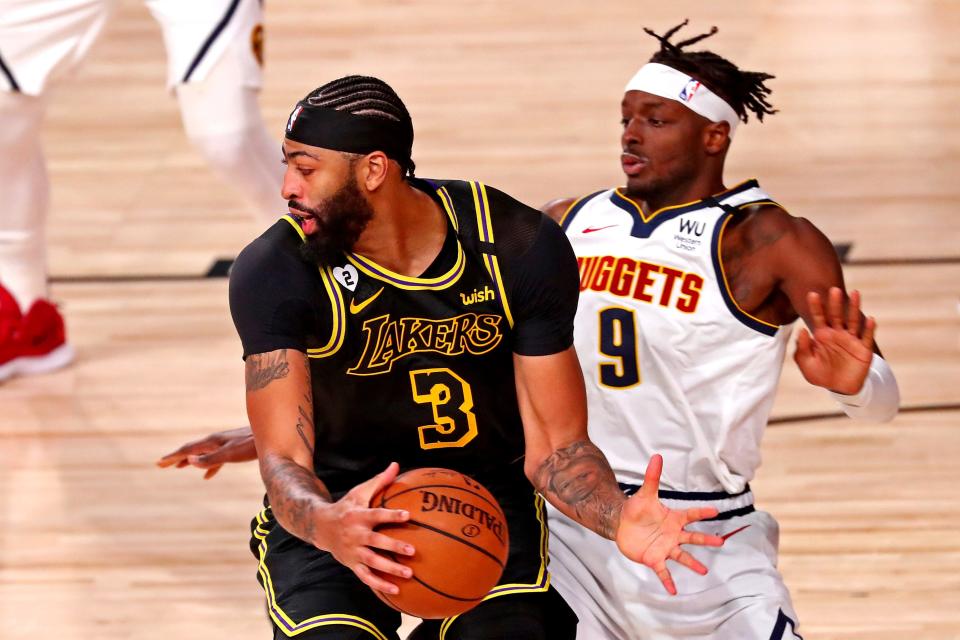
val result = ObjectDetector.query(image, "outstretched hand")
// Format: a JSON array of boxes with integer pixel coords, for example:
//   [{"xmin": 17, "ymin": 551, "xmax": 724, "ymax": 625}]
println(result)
[
  {"xmin": 794, "ymin": 287, "xmax": 875, "ymax": 395},
  {"xmin": 615, "ymin": 455, "xmax": 725, "ymax": 595},
  {"xmin": 156, "ymin": 427, "xmax": 257, "ymax": 479}
]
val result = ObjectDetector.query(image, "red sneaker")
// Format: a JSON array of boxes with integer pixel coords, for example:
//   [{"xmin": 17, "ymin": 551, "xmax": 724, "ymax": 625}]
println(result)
[
  {"xmin": 0, "ymin": 283, "xmax": 21, "ymax": 343},
  {"xmin": 0, "ymin": 292, "xmax": 75, "ymax": 382}
]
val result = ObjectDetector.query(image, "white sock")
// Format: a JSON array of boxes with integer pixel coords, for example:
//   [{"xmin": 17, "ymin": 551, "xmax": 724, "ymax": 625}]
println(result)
[{"xmin": 174, "ymin": 35, "xmax": 284, "ymax": 224}]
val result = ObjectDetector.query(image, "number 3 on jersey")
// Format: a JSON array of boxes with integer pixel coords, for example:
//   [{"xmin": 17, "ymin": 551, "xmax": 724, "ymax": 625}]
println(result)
[
  {"xmin": 598, "ymin": 307, "xmax": 641, "ymax": 388},
  {"xmin": 410, "ymin": 368, "xmax": 479, "ymax": 449}
]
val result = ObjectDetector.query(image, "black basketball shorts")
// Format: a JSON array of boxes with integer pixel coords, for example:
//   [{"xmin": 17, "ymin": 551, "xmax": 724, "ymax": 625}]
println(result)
[{"xmin": 248, "ymin": 488, "xmax": 576, "ymax": 639}]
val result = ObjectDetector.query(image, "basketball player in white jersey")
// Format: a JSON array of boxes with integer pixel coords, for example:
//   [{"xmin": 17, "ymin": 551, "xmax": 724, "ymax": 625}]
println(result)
[
  {"xmin": 0, "ymin": 0, "xmax": 283, "ymax": 381},
  {"xmin": 534, "ymin": 21, "xmax": 900, "ymax": 639},
  {"xmin": 158, "ymin": 21, "xmax": 901, "ymax": 639}
]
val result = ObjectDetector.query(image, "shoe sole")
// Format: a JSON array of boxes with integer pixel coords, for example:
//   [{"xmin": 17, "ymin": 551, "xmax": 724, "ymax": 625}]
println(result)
[{"xmin": 0, "ymin": 343, "xmax": 75, "ymax": 382}]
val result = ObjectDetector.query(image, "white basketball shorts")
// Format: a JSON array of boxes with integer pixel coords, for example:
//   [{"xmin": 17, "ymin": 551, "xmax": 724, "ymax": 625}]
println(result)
[{"xmin": 547, "ymin": 485, "xmax": 802, "ymax": 639}]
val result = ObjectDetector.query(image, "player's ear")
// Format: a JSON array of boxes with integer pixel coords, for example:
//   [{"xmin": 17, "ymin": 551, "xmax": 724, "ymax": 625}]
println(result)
[
  {"xmin": 703, "ymin": 121, "xmax": 731, "ymax": 155},
  {"xmin": 359, "ymin": 151, "xmax": 390, "ymax": 192}
]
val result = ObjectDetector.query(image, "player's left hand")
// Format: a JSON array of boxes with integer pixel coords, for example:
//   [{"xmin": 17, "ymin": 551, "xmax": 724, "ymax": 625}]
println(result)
[
  {"xmin": 615, "ymin": 454, "xmax": 724, "ymax": 595},
  {"xmin": 794, "ymin": 287, "xmax": 875, "ymax": 395}
]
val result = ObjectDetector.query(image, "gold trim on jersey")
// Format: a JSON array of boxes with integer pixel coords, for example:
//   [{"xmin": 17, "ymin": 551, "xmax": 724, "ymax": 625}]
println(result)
[
  {"xmin": 716, "ymin": 214, "xmax": 780, "ymax": 331},
  {"xmin": 470, "ymin": 181, "xmax": 515, "ymax": 328},
  {"xmin": 282, "ymin": 214, "xmax": 307, "ymax": 241},
  {"xmin": 346, "ymin": 244, "xmax": 465, "ymax": 291},
  {"xmin": 558, "ymin": 193, "xmax": 590, "ymax": 228},
  {"xmin": 737, "ymin": 200, "xmax": 781, "ymax": 211},
  {"xmin": 471, "ymin": 181, "xmax": 494, "ymax": 243},
  {"xmin": 342, "ymin": 183, "xmax": 466, "ymax": 290},
  {"xmin": 437, "ymin": 186, "xmax": 460, "ymax": 233},
  {"xmin": 438, "ymin": 491, "xmax": 550, "ymax": 639},
  {"xmin": 306, "ymin": 266, "xmax": 347, "ymax": 358},
  {"xmin": 614, "ymin": 177, "xmax": 760, "ymax": 223},
  {"xmin": 483, "ymin": 253, "xmax": 514, "ymax": 328},
  {"xmin": 252, "ymin": 509, "xmax": 389, "ymax": 639},
  {"xmin": 280, "ymin": 215, "xmax": 346, "ymax": 359}
]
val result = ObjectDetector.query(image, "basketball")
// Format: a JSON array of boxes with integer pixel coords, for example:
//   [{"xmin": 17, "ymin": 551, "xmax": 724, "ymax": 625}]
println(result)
[{"xmin": 369, "ymin": 467, "xmax": 510, "ymax": 619}]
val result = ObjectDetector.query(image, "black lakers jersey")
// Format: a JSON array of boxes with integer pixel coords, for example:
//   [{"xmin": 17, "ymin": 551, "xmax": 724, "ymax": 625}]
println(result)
[{"xmin": 229, "ymin": 178, "xmax": 579, "ymax": 498}]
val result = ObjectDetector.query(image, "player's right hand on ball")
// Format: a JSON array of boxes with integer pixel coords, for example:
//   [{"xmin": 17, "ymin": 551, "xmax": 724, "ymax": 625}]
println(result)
[{"xmin": 320, "ymin": 462, "xmax": 417, "ymax": 595}]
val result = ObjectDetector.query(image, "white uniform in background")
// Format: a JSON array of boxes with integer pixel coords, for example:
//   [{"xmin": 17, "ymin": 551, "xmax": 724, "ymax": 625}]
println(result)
[
  {"xmin": 0, "ymin": 0, "xmax": 281, "ymax": 309},
  {"xmin": 548, "ymin": 180, "xmax": 802, "ymax": 639}
]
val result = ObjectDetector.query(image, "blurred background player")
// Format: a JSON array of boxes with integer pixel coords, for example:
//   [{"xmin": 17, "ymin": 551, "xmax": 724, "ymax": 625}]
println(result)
[
  {"xmin": 0, "ymin": 0, "xmax": 283, "ymax": 381},
  {"xmin": 541, "ymin": 21, "xmax": 901, "ymax": 639}
]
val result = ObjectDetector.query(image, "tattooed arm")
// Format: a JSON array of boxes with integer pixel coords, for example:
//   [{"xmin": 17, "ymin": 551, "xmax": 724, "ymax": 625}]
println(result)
[
  {"xmin": 244, "ymin": 348, "xmax": 414, "ymax": 595},
  {"xmin": 514, "ymin": 346, "xmax": 724, "ymax": 595},
  {"xmin": 513, "ymin": 347, "xmax": 625, "ymax": 538},
  {"xmin": 245, "ymin": 349, "xmax": 324, "ymax": 536}
]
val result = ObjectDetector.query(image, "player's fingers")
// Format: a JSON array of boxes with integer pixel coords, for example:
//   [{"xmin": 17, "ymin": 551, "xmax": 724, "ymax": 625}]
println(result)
[
  {"xmin": 639, "ymin": 454, "xmax": 664, "ymax": 498},
  {"xmin": 360, "ymin": 462, "xmax": 401, "ymax": 503},
  {"xmin": 861, "ymin": 316, "xmax": 877, "ymax": 351},
  {"xmin": 827, "ymin": 287, "xmax": 845, "ymax": 330},
  {"xmin": 359, "ymin": 547, "xmax": 413, "ymax": 580},
  {"xmin": 175, "ymin": 459, "xmax": 190, "ymax": 468},
  {"xmin": 654, "ymin": 562, "xmax": 677, "ymax": 596},
  {"xmin": 847, "ymin": 290, "xmax": 862, "ymax": 335},
  {"xmin": 806, "ymin": 291, "xmax": 827, "ymax": 330},
  {"xmin": 367, "ymin": 531, "xmax": 415, "ymax": 557},
  {"xmin": 793, "ymin": 327, "xmax": 812, "ymax": 363},
  {"xmin": 679, "ymin": 529, "xmax": 725, "ymax": 548},
  {"xmin": 156, "ymin": 439, "xmax": 219, "ymax": 467},
  {"xmin": 683, "ymin": 506, "xmax": 720, "ymax": 525},
  {"xmin": 203, "ymin": 465, "xmax": 223, "ymax": 480},
  {"xmin": 156, "ymin": 448, "xmax": 191, "ymax": 467},
  {"xmin": 354, "ymin": 562, "xmax": 400, "ymax": 595},
  {"xmin": 196, "ymin": 437, "xmax": 255, "ymax": 465},
  {"xmin": 366, "ymin": 507, "xmax": 411, "ymax": 526},
  {"xmin": 670, "ymin": 548, "xmax": 709, "ymax": 575},
  {"xmin": 186, "ymin": 454, "xmax": 221, "ymax": 469}
]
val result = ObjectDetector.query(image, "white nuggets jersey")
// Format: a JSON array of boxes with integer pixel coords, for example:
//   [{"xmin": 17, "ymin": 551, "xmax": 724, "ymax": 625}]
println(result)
[{"xmin": 561, "ymin": 180, "xmax": 790, "ymax": 494}]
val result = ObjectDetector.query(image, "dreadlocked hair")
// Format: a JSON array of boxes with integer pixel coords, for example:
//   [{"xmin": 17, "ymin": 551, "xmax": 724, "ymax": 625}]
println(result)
[
  {"xmin": 644, "ymin": 20, "xmax": 777, "ymax": 123},
  {"xmin": 304, "ymin": 75, "xmax": 416, "ymax": 177}
]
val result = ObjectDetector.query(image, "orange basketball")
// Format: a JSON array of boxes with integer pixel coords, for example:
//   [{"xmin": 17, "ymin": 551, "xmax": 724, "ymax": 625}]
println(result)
[{"xmin": 369, "ymin": 467, "xmax": 510, "ymax": 619}]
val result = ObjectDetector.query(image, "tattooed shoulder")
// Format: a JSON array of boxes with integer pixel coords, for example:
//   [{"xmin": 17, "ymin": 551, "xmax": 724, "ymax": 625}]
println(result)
[{"xmin": 245, "ymin": 350, "xmax": 290, "ymax": 391}]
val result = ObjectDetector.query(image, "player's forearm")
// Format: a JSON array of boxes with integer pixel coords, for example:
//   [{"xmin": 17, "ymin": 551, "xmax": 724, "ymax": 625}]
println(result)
[
  {"xmin": 259, "ymin": 451, "xmax": 333, "ymax": 546},
  {"xmin": 527, "ymin": 439, "xmax": 626, "ymax": 540}
]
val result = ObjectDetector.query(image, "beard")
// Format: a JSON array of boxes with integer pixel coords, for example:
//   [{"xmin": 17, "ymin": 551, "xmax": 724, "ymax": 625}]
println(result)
[{"xmin": 290, "ymin": 175, "xmax": 375, "ymax": 267}]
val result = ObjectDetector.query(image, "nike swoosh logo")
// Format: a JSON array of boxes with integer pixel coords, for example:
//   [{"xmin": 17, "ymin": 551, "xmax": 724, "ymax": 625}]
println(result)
[
  {"xmin": 582, "ymin": 224, "xmax": 618, "ymax": 234},
  {"xmin": 349, "ymin": 287, "xmax": 384, "ymax": 314},
  {"xmin": 721, "ymin": 524, "xmax": 751, "ymax": 541}
]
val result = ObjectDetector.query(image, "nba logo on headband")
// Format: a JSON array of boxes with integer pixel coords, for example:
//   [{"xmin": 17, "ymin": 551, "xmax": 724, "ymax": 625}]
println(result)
[
  {"xmin": 625, "ymin": 63, "xmax": 740, "ymax": 136},
  {"xmin": 287, "ymin": 105, "xmax": 303, "ymax": 132},
  {"xmin": 679, "ymin": 79, "xmax": 701, "ymax": 103}
]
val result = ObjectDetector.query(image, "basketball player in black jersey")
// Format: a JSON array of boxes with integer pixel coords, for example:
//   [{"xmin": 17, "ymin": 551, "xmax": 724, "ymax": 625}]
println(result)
[{"xmin": 191, "ymin": 75, "xmax": 724, "ymax": 640}]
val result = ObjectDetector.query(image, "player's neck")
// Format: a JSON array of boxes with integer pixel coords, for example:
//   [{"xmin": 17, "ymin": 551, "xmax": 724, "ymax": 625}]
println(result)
[
  {"xmin": 635, "ymin": 172, "xmax": 727, "ymax": 215},
  {"xmin": 352, "ymin": 182, "xmax": 447, "ymax": 277}
]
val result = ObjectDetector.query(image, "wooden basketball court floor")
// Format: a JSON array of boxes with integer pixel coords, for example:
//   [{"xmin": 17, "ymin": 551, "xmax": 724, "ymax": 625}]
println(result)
[{"xmin": 1, "ymin": 1, "xmax": 958, "ymax": 638}]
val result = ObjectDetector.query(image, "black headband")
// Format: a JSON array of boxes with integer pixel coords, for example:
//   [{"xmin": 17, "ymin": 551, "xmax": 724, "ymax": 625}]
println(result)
[{"xmin": 284, "ymin": 100, "xmax": 412, "ymax": 167}]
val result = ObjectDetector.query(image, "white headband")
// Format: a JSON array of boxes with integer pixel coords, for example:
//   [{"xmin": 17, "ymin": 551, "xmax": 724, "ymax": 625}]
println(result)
[{"xmin": 625, "ymin": 63, "xmax": 740, "ymax": 136}]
